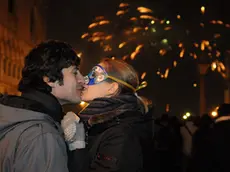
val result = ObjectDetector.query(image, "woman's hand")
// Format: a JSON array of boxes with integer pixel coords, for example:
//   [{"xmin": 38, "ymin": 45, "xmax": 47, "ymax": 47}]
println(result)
[{"xmin": 61, "ymin": 111, "xmax": 85, "ymax": 150}]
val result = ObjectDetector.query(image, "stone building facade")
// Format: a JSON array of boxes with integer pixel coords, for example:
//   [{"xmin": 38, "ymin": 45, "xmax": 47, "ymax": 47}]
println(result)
[{"xmin": 0, "ymin": 0, "xmax": 46, "ymax": 94}]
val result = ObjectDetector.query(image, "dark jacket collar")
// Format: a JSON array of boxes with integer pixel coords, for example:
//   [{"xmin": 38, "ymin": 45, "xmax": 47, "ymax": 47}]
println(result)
[
  {"xmin": 0, "ymin": 89, "xmax": 63, "ymax": 123},
  {"xmin": 21, "ymin": 89, "xmax": 63, "ymax": 123}
]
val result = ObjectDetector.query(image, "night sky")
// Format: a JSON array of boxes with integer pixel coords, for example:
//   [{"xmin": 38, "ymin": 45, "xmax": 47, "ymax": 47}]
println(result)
[{"xmin": 46, "ymin": 0, "xmax": 230, "ymax": 117}]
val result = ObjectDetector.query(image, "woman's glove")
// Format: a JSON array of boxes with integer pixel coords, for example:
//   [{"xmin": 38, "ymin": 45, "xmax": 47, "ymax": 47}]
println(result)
[{"xmin": 61, "ymin": 111, "xmax": 85, "ymax": 151}]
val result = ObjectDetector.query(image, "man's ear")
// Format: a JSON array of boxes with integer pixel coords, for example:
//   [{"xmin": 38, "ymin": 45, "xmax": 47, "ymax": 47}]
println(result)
[
  {"xmin": 108, "ymin": 82, "xmax": 119, "ymax": 95},
  {"xmin": 43, "ymin": 76, "xmax": 58, "ymax": 88}
]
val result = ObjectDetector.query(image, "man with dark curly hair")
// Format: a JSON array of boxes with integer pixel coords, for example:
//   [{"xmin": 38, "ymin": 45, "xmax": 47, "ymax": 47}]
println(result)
[{"xmin": 0, "ymin": 40, "xmax": 86, "ymax": 172}]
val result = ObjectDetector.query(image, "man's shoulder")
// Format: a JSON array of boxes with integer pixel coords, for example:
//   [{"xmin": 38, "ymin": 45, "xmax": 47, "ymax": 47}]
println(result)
[
  {"xmin": 0, "ymin": 118, "xmax": 66, "ymax": 160},
  {"xmin": 18, "ymin": 119, "xmax": 63, "ymax": 142},
  {"xmin": 0, "ymin": 96, "xmax": 63, "ymax": 140}
]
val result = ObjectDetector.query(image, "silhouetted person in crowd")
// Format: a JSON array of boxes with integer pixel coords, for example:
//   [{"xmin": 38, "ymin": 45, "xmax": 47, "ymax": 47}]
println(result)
[{"xmin": 188, "ymin": 104, "xmax": 230, "ymax": 172}]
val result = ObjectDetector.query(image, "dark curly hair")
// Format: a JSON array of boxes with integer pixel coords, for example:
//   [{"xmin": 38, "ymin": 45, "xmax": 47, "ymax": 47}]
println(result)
[{"xmin": 18, "ymin": 40, "xmax": 80, "ymax": 93}]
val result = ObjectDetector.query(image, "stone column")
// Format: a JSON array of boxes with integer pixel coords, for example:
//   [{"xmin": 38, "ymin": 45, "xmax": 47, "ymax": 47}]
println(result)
[{"xmin": 198, "ymin": 63, "xmax": 209, "ymax": 116}]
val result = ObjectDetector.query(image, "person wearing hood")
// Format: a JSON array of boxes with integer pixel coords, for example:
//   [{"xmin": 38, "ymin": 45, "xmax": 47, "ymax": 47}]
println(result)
[
  {"xmin": 0, "ymin": 40, "xmax": 86, "ymax": 172},
  {"xmin": 61, "ymin": 58, "xmax": 154, "ymax": 172}
]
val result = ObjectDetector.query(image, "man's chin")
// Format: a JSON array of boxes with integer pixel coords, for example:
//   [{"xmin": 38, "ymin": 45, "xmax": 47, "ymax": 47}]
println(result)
[
  {"xmin": 58, "ymin": 99, "xmax": 71, "ymax": 105},
  {"xmin": 58, "ymin": 98, "xmax": 81, "ymax": 105}
]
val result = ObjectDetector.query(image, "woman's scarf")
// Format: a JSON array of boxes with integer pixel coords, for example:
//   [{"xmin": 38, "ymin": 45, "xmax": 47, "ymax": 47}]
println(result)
[{"xmin": 79, "ymin": 94, "xmax": 145, "ymax": 126}]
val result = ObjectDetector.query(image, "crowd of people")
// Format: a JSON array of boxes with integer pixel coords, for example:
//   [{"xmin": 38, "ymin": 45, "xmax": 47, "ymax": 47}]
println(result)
[{"xmin": 153, "ymin": 104, "xmax": 230, "ymax": 172}]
